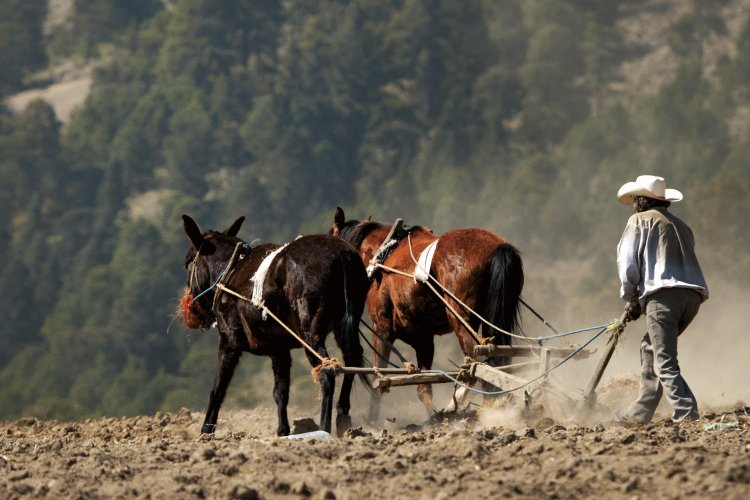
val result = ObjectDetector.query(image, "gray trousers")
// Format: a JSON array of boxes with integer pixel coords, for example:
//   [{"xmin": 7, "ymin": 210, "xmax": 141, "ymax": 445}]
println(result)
[{"xmin": 622, "ymin": 288, "xmax": 702, "ymax": 423}]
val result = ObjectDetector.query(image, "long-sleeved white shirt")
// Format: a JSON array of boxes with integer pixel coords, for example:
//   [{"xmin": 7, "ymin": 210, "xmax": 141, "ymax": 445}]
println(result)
[{"xmin": 617, "ymin": 207, "xmax": 708, "ymax": 306}]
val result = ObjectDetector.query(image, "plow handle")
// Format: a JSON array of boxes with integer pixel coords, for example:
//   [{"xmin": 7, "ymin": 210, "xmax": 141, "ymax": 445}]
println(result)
[{"xmin": 581, "ymin": 312, "xmax": 629, "ymax": 407}]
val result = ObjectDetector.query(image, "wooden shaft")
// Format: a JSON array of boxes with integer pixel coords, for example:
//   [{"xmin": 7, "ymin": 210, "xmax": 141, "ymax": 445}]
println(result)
[{"xmin": 581, "ymin": 313, "xmax": 629, "ymax": 406}]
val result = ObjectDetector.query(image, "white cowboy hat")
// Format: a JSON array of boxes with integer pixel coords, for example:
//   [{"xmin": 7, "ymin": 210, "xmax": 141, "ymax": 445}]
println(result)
[{"xmin": 617, "ymin": 175, "xmax": 683, "ymax": 205}]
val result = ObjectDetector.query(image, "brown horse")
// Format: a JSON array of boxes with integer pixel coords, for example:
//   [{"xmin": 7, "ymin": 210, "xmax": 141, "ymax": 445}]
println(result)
[
  {"xmin": 330, "ymin": 207, "xmax": 524, "ymax": 421},
  {"xmin": 180, "ymin": 214, "xmax": 371, "ymax": 436}
]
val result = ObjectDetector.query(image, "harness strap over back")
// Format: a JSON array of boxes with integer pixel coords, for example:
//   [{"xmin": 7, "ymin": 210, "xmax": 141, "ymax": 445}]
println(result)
[
  {"xmin": 251, "ymin": 243, "xmax": 290, "ymax": 319},
  {"xmin": 366, "ymin": 219, "xmax": 403, "ymax": 279},
  {"xmin": 414, "ymin": 239, "xmax": 438, "ymax": 283}
]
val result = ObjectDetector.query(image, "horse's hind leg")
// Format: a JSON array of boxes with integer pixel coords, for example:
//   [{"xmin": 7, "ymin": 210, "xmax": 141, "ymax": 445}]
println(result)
[
  {"xmin": 414, "ymin": 337, "xmax": 436, "ymax": 419},
  {"xmin": 271, "ymin": 351, "xmax": 292, "ymax": 436},
  {"xmin": 202, "ymin": 337, "xmax": 241, "ymax": 434},
  {"xmin": 368, "ymin": 330, "xmax": 392, "ymax": 424}
]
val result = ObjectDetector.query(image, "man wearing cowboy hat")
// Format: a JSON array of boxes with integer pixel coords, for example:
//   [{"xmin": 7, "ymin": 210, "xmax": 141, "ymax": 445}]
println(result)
[{"xmin": 615, "ymin": 175, "xmax": 708, "ymax": 424}]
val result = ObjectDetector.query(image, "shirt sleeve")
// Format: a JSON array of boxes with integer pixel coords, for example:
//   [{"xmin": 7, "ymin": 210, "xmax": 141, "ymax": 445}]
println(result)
[{"xmin": 617, "ymin": 218, "xmax": 642, "ymax": 302}]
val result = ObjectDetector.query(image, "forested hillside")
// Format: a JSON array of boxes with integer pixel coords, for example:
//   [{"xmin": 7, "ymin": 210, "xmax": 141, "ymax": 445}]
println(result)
[{"xmin": 1, "ymin": 0, "xmax": 749, "ymax": 420}]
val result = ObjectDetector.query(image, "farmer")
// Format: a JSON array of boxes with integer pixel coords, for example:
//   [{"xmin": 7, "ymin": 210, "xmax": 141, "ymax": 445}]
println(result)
[{"xmin": 615, "ymin": 175, "xmax": 708, "ymax": 424}]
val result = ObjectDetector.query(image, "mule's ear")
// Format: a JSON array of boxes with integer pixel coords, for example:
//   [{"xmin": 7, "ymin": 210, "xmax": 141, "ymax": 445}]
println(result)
[
  {"xmin": 224, "ymin": 216, "xmax": 245, "ymax": 237},
  {"xmin": 332, "ymin": 206, "xmax": 346, "ymax": 235},
  {"xmin": 366, "ymin": 215, "xmax": 372, "ymax": 221},
  {"xmin": 334, "ymin": 206, "xmax": 345, "ymax": 226},
  {"xmin": 182, "ymin": 214, "xmax": 204, "ymax": 249}
]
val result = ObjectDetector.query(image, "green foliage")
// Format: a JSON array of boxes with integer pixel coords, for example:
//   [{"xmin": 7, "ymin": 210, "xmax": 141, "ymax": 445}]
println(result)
[
  {"xmin": 0, "ymin": 257, "xmax": 40, "ymax": 366},
  {"xmin": 0, "ymin": 100, "xmax": 62, "ymax": 215},
  {"xmin": 154, "ymin": 0, "xmax": 280, "ymax": 86},
  {"xmin": 49, "ymin": 0, "xmax": 163, "ymax": 59},
  {"xmin": 0, "ymin": 0, "xmax": 47, "ymax": 95},
  {"xmin": 518, "ymin": 2, "xmax": 588, "ymax": 147}
]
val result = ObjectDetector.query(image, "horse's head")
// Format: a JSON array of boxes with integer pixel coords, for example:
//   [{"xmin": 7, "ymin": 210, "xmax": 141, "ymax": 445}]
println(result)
[
  {"xmin": 328, "ymin": 207, "xmax": 379, "ymax": 248},
  {"xmin": 180, "ymin": 214, "xmax": 245, "ymax": 329},
  {"xmin": 329, "ymin": 207, "xmax": 358, "ymax": 236}
]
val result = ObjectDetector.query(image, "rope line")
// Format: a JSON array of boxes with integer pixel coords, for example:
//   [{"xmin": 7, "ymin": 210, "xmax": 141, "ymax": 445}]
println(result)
[
  {"xmin": 404, "ymin": 234, "xmax": 535, "ymax": 344},
  {"xmin": 191, "ymin": 268, "xmax": 226, "ymax": 303},
  {"xmin": 359, "ymin": 320, "xmax": 411, "ymax": 367},
  {"xmin": 519, "ymin": 298, "xmax": 573, "ymax": 348},
  {"xmin": 424, "ymin": 321, "xmax": 612, "ymax": 396},
  {"xmin": 190, "ymin": 241, "xmax": 245, "ymax": 305},
  {"xmin": 215, "ymin": 283, "xmax": 327, "ymax": 365},
  {"xmin": 373, "ymin": 260, "xmax": 605, "ymax": 346},
  {"xmin": 423, "ymin": 278, "xmax": 484, "ymax": 345},
  {"xmin": 520, "ymin": 298, "xmax": 559, "ymax": 334},
  {"xmin": 358, "ymin": 328, "xmax": 402, "ymax": 369},
  {"xmin": 375, "ymin": 235, "xmax": 608, "ymax": 346},
  {"xmin": 529, "ymin": 324, "xmax": 611, "ymax": 344},
  {"xmin": 372, "ymin": 261, "xmax": 485, "ymax": 345},
  {"xmin": 211, "ymin": 242, "xmax": 246, "ymax": 311}
]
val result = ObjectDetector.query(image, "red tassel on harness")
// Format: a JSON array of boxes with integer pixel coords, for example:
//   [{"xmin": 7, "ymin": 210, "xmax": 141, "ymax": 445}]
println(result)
[{"xmin": 180, "ymin": 288, "xmax": 203, "ymax": 329}]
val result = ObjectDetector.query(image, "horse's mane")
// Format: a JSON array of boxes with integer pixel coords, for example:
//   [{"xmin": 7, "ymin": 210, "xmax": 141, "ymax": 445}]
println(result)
[
  {"xmin": 337, "ymin": 221, "xmax": 383, "ymax": 250},
  {"xmin": 338, "ymin": 219, "xmax": 429, "ymax": 252}
]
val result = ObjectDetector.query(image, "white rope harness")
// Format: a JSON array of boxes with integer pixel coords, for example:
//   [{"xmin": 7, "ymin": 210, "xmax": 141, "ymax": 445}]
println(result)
[
  {"xmin": 413, "ymin": 239, "xmax": 438, "ymax": 283},
  {"xmin": 250, "ymin": 243, "xmax": 289, "ymax": 319}
]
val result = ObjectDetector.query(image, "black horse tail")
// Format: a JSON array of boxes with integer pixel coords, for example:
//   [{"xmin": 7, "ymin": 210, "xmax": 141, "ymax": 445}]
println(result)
[
  {"xmin": 485, "ymin": 243, "xmax": 524, "ymax": 346},
  {"xmin": 336, "ymin": 251, "xmax": 377, "ymax": 396}
]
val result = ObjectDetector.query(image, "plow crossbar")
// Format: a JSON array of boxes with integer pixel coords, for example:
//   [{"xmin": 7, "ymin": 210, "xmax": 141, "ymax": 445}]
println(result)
[
  {"xmin": 317, "ymin": 366, "xmax": 420, "ymax": 375},
  {"xmin": 372, "ymin": 372, "xmax": 460, "ymax": 390}
]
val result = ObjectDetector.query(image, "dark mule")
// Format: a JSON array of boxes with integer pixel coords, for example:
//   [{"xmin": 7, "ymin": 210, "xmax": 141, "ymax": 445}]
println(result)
[
  {"xmin": 330, "ymin": 207, "xmax": 524, "ymax": 422},
  {"xmin": 180, "ymin": 214, "xmax": 370, "ymax": 436}
]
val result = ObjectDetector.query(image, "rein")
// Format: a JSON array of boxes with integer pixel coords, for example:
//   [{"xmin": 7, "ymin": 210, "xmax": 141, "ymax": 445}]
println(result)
[
  {"xmin": 189, "ymin": 241, "xmax": 251, "ymax": 311},
  {"xmin": 215, "ymin": 283, "xmax": 341, "ymax": 379}
]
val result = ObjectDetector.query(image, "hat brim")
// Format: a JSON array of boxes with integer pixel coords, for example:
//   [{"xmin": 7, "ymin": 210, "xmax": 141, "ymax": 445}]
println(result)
[{"xmin": 617, "ymin": 182, "xmax": 683, "ymax": 204}]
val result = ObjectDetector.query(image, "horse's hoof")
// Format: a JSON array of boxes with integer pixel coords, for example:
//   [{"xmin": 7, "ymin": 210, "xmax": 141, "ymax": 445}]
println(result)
[
  {"xmin": 336, "ymin": 414, "xmax": 352, "ymax": 437},
  {"xmin": 201, "ymin": 424, "xmax": 216, "ymax": 434},
  {"xmin": 277, "ymin": 426, "xmax": 290, "ymax": 437}
]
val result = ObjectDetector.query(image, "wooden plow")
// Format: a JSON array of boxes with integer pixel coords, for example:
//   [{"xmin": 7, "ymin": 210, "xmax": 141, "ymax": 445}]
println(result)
[{"xmin": 318, "ymin": 337, "xmax": 624, "ymax": 421}]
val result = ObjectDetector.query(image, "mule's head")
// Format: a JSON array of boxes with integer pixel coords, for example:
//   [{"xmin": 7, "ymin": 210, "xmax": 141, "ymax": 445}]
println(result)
[{"xmin": 180, "ymin": 214, "xmax": 245, "ymax": 329}]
